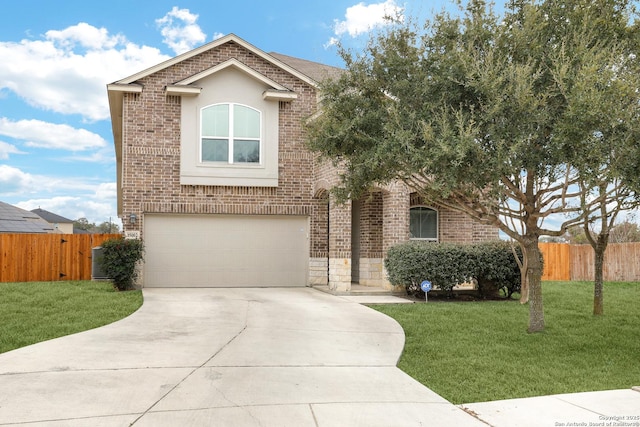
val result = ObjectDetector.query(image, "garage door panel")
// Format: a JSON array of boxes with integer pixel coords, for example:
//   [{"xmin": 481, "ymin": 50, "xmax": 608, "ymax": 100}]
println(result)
[{"xmin": 143, "ymin": 214, "xmax": 309, "ymax": 288}]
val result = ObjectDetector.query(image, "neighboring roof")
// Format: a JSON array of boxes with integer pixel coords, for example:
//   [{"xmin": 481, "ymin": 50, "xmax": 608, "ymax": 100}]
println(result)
[
  {"xmin": 0, "ymin": 201, "xmax": 54, "ymax": 233},
  {"xmin": 268, "ymin": 52, "xmax": 343, "ymax": 83},
  {"xmin": 31, "ymin": 208, "xmax": 73, "ymax": 224}
]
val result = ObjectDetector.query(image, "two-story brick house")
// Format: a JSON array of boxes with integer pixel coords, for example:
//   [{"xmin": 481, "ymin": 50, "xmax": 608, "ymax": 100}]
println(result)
[{"xmin": 107, "ymin": 34, "xmax": 497, "ymax": 291}]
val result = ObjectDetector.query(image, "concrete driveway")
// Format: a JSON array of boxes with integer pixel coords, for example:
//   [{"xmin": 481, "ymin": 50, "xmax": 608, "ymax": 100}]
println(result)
[{"xmin": 0, "ymin": 288, "xmax": 483, "ymax": 426}]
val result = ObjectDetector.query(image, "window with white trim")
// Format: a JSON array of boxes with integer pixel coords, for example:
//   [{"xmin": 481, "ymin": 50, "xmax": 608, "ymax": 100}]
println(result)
[
  {"xmin": 410, "ymin": 206, "xmax": 438, "ymax": 241},
  {"xmin": 201, "ymin": 103, "xmax": 261, "ymax": 164}
]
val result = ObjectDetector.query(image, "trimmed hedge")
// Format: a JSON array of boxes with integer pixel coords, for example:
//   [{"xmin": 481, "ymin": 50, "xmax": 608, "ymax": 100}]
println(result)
[{"xmin": 385, "ymin": 240, "xmax": 522, "ymax": 298}]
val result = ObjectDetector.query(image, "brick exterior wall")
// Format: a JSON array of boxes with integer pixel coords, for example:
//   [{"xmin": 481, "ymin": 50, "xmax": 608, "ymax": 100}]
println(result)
[
  {"xmin": 358, "ymin": 193, "xmax": 384, "ymax": 258},
  {"xmin": 409, "ymin": 192, "xmax": 498, "ymax": 243},
  {"xmin": 120, "ymin": 41, "xmax": 323, "ymax": 239},
  {"xmin": 116, "ymin": 37, "xmax": 498, "ymax": 290}
]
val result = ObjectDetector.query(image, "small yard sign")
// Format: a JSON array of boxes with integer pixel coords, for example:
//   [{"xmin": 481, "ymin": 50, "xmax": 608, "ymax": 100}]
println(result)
[{"xmin": 421, "ymin": 280, "xmax": 432, "ymax": 302}]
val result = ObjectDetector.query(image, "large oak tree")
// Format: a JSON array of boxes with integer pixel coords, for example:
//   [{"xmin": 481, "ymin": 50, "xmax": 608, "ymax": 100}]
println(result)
[{"xmin": 307, "ymin": 0, "xmax": 640, "ymax": 332}]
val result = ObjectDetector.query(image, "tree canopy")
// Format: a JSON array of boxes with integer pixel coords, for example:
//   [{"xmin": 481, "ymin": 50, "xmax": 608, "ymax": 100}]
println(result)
[
  {"xmin": 564, "ymin": 220, "xmax": 640, "ymax": 244},
  {"xmin": 73, "ymin": 218, "xmax": 120, "ymax": 233},
  {"xmin": 307, "ymin": 0, "xmax": 640, "ymax": 332}
]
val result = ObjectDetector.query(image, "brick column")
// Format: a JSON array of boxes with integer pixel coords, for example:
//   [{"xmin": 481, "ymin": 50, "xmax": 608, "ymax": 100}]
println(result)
[
  {"xmin": 328, "ymin": 196, "xmax": 352, "ymax": 292},
  {"xmin": 309, "ymin": 196, "xmax": 329, "ymax": 286},
  {"xmin": 383, "ymin": 184, "xmax": 410, "ymax": 252},
  {"xmin": 381, "ymin": 185, "xmax": 410, "ymax": 289},
  {"xmin": 358, "ymin": 192, "xmax": 385, "ymax": 287}
]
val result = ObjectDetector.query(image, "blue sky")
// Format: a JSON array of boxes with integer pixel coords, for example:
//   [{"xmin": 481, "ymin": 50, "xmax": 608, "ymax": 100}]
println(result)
[
  {"xmin": 1, "ymin": 0, "xmax": 637, "ymax": 235},
  {"xmin": 0, "ymin": 0, "xmax": 455, "ymax": 227}
]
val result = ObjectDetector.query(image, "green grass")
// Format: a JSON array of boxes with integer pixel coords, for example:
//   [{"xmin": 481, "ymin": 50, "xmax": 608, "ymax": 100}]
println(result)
[
  {"xmin": 0, "ymin": 281, "xmax": 143, "ymax": 354},
  {"xmin": 372, "ymin": 281, "xmax": 640, "ymax": 404}
]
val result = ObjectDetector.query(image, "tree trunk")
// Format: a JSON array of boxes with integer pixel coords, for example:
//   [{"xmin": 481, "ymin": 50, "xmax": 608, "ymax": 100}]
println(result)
[
  {"xmin": 519, "ymin": 270, "xmax": 529, "ymax": 304},
  {"xmin": 593, "ymin": 236, "xmax": 607, "ymax": 316},
  {"xmin": 510, "ymin": 240, "xmax": 529, "ymax": 304},
  {"xmin": 523, "ymin": 237, "xmax": 545, "ymax": 333}
]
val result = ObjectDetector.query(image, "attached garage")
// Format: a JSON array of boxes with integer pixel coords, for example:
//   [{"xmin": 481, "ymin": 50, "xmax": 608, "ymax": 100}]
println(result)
[{"xmin": 143, "ymin": 214, "xmax": 309, "ymax": 287}]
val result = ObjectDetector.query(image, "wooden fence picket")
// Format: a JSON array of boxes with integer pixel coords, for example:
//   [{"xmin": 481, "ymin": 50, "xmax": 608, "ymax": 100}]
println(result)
[
  {"xmin": 540, "ymin": 242, "xmax": 640, "ymax": 282},
  {"xmin": 0, "ymin": 234, "xmax": 122, "ymax": 283}
]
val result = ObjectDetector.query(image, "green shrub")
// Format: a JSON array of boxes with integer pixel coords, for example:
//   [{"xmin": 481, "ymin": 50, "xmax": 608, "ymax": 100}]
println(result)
[
  {"xmin": 470, "ymin": 241, "xmax": 522, "ymax": 298},
  {"xmin": 99, "ymin": 238, "xmax": 144, "ymax": 291},
  {"xmin": 384, "ymin": 240, "xmax": 522, "ymax": 298},
  {"xmin": 385, "ymin": 242, "xmax": 474, "ymax": 297}
]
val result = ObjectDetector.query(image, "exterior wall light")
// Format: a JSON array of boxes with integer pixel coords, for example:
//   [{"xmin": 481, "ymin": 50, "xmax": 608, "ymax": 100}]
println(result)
[{"xmin": 129, "ymin": 213, "xmax": 137, "ymax": 225}]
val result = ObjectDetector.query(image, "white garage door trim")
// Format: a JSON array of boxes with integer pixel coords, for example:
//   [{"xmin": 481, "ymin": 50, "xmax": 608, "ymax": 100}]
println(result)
[{"xmin": 143, "ymin": 214, "xmax": 309, "ymax": 287}]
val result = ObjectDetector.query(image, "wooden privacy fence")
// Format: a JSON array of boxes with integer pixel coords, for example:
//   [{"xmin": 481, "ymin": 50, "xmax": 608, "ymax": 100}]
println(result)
[
  {"xmin": 0, "ymin": 234, "xmax": 122, "ymax": 283},
  {"xmin": 540, "ymin": 242, "xmax": 640, "ymax": 282},
  {"xmin": 4, "ymin": 234, "xmax": 637, "ymax": 283}
]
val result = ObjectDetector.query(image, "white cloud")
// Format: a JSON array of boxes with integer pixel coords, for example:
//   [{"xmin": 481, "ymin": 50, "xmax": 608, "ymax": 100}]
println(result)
[
  {"xmin": 333, "ymin": 0, "xmax": 403, "ymax": 38},
  {"xmin": 94, "ymin": 182, "xmax": 117, "ymax": 200},
  {"xmin": 45, "ymin": 22, "xmax": 125, "ymax": 50},
  {"xmin": 156, "ymin": 7, "xmax": 206, "ymax": 55},
  {"xmin": 1, "ymin": 165, "xmax": 119, "ymax": 225},
  {"xmin": 0, "ymin": 23, "xmax": 170, "ymax": 121},
  {"xmin": 0, "ymin": 164, "xmax": 35, "ymax": 194},
  {"xmin": 0, "ymin": 118, "xmax": 106, "ymax": 151},
  {"xmin": 61, "ymin": 145, "xmax": 115, "ymax": 163},
  {"xmin": 16, "ymin": 195, "xmax": 119, "ymax": 226},
  {"xmin": 325, "ymin": 37, "xmax": 340, "ymax": 49},
  {"xmin": 0, "ymin": 140, "xmax": 24, "ymax": 159},
  {"xmin": 0, "ymin": 166, "xmax": 92, "ymax": 200}
]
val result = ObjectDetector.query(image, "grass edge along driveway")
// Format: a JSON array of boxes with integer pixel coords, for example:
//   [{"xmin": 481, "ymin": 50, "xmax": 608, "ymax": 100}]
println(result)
[
  {"xmin": 0, "ymin": 280, "xmax": 142, "ymax": 354},
  {"xmin": 2, "ymin": 280, "xmax": 638, "ymax": 405},
  {"xmin": 372, "ymin": 281, "xmax": 640, "ymax": 404}
]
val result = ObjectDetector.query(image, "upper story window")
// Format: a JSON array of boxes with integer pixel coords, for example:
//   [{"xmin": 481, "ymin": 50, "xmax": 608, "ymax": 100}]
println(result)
[
  {"xmin": 410, "ymin": 206, "xmax": 438, "ymax": 241},
  {"xmin": 179, "ymin": 67, "xmax": 280, "ymax": 187},
  {"xmin": 201, "ymin": 103, "xmax": 261, "ymax": 164}
]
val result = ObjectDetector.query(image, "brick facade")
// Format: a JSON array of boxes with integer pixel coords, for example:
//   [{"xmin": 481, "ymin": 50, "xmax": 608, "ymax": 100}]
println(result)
[
  {"xmin": 110, "ymin": 35, "xmax": 498, "ymax": 290},
  {"xmin": 120, "ymin": 41, "xmax": 321, "ymax": 239}
]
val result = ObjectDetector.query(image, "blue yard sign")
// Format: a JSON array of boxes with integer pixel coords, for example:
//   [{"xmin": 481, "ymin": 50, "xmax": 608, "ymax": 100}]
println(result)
[
  {"xmin": 420, "ymin": 280, "xmax": 432, "ymax": 292},
  {"xmin": 420, "ymin": 280, "xmax": 432, "ymax": 302}
]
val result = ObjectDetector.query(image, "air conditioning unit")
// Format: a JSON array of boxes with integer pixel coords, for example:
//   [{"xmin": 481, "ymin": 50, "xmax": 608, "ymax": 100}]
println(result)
[{"xmin": 91, "ymin": 246, "xmax": 109, "ymax": 280}]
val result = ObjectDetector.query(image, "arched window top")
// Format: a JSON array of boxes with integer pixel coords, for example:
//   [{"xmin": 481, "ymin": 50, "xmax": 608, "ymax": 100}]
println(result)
[
  {"xmin": 410, "ymin": 206, "xmax": 438, "ymax": 241},
  {"xmin": 201, "ymin": 103, "xmax": 261, "ymax": 164}
]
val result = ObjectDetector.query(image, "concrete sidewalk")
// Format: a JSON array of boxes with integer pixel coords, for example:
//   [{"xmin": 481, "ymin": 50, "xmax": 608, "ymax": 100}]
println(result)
[
  {"xmin": 0, "ymin": 287, "xmax": 483, "ymax": 426},
  {"xmin": 462, "ymin": 388, "xmax": 640, "ymax": 427}
]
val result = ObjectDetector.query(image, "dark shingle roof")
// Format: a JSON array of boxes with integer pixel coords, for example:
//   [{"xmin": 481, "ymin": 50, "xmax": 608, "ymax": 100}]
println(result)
[
  {"xmin": 269, "ymin": 52, "xmax": 343, "ymax": 83},
  {"xmin": 31, "ymin": 208, "xmax": 73, "ymax": 224},
  {"xmin": 0, "ymin": 201, "xmax": 54, "ymax": 233}
]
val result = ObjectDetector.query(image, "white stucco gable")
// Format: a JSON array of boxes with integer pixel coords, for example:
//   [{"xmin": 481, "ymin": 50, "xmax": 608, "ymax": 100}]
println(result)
[{"xmin": 178, "ymin": 61, "xmax": 287, "ymax": 187}]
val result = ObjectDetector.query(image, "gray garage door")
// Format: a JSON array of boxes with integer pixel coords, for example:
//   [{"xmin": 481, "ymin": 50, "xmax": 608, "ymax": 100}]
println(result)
[{"xmin": 143, "ymin": 214, "xmax": 309, "ymax": 287}]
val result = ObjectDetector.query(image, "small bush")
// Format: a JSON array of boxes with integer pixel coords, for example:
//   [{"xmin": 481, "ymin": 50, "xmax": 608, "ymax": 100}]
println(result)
[
  {"xmin": 385, "ymin": 240, "xmax": 522, "ymax": 299},
  {"xmin": 470, "ymin": 241, "xmax": 522, "ymax": 298},
  {"xmin": 99, "ymin": 238, "xmax": 144, "ymax": 291},
  {"xmin": 385, "ymin": 242, "xmax": 474, "ymax": 297}
]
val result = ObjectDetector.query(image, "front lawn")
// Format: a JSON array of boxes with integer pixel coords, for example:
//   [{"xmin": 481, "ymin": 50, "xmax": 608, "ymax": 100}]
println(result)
[
  {"xmin": 372, "ymin": 281, "xmax": 640, "ymax": 404},
  {"xmin": 0, "ymin": 281, "xmax": 142, "ymax": 354}
]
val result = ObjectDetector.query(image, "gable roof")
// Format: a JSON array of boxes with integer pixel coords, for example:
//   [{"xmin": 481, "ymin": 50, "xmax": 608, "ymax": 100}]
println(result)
[
  {"xmin": 110, "ymin": 34, "xmax": 321, "ymax": 88},
  {"xmin": 0, "ymin": 201, "xmax": 54, "ymax": 233},
  {"xmin": 31, "ymin": 208, "xmax": 73, "ymax": 224},
  {"xmin": 268, "ymin": 52, "xmax": 342, "ymax": 83},
  {"xmin": 107, "ymin": 34, "xmax": 343, "ymax": 215}
]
